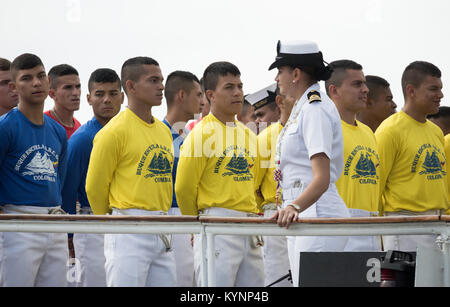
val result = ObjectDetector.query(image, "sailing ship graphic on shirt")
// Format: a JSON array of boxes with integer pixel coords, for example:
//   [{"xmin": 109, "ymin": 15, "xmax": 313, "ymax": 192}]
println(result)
[
  {"xmin": 146, "ymin": 152, "xmax": 172, "ymax": 177},
  {"xmin": 352, "ymin": 153, "xmax": 377, "ymax": 179},
  {"xmin": 22, "ymin": 151, "xmax": 57, "ymax": 176},
  {"xmin": 222, "ymin": 153, "xmax": 252, "ymax": 177},
  {"xmin": 419, "ymin": 150, "xmax": 446, "ymax": 175}
]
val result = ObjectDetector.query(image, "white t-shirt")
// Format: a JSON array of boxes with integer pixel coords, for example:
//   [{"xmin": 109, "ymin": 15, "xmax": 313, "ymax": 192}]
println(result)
[{"xmin": 279, "ymin": 83, "xmax": 344, "ymax": 201}]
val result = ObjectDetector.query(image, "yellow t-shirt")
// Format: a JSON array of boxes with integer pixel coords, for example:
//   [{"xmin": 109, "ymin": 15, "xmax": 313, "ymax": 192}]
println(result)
[
  {"xmin": 175, "ymin": 113, "xmax": 259, "ymax": 216},
  {"xmin": 86, "ymin": 108, "xmax": 174, "ymax": 215},
  {"xmin": 445, "ymin": 134, "xmax": 450, "ymax": 214},
  {"xmin": 336, "ymin": 120, "xmax": 380, "ymax": 214},
  {"xmin": 256, "ymin": 122, "xmax": 282, "ymax": 209},
  {"xmin": 375, "ymin": 111, "xmax": 448, "ymax": 213}
]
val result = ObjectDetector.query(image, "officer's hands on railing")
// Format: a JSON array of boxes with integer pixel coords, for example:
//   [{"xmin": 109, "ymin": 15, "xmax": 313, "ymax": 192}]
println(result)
[{"xmin": 270, "ymin": 205, "xmax": 299, "ymax": 229}]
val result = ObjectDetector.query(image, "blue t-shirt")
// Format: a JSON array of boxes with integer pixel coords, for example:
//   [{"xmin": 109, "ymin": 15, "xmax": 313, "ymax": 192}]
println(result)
[
  {"xmin": 162, "ymin": 118, "xmax": 186, "ymax": 208},
  {"xmin": 0, "ymin": 109, "xmax": 68, "ymax": 207},
  {"xmin": 61, "ymin": 117, "xmax": 103, "ymax": 214}
]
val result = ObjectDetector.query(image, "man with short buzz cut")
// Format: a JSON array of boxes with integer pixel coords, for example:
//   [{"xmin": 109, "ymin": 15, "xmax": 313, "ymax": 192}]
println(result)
[
  {"xmin": 0, "ymin": 53, "xmax": 68, "ymax": 287},
  {"xmin": 356, "ymin": 75, "xmax": 397, "ymax": 132},
  {"xmin": 45, "ymin": 64, "xmax": 81, "ymax": 139},
  {"xmin": 163, "ymin": 70, "xmax": 202, "ymax": 286},
  {"xmin": 175, "ymin": 61, "xmax": 264, "ymax": 287},
  {"xmin": 376, "ymin": 61, "xmax": 448, "ymax": 252},
  {"xmin": 86, "ymin": 57, "xmax": 176, "ymax": 287},
  {"xmin": 0, "ymin": 58, "xmax": 18, "ymax": 116},
  {"xmin": 427, "ymin": 106, "xmax": 450, "ymax": 136},
  {"xmin": 62, "ymin": 68, "xmax": 124, "ymax": 287},
  {"xmin": 326, "ymin": 59, "xmax": 381, "ymax": 252}
]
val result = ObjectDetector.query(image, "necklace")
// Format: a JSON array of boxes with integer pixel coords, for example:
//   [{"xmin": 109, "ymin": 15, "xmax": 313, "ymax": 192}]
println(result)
[
  {"xmin": 51, "ymin": 109, "xmax": 74, "ymax": 128},
  {"xmin": 273, "ymin": 95, "xmax": 308, "ymax": 206}
]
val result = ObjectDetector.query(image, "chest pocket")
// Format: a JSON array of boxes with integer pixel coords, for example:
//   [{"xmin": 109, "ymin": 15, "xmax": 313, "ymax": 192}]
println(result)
[{"xmin": 286, "ymin": 120, "xmax": 300, "ymax": 135}]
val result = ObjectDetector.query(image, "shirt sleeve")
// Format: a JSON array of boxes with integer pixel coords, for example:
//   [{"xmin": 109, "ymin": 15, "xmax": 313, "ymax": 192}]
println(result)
[
  {"xmin": 175, "ymin": 131, "xmax": 206, "ymax": 216},
  {"xmin": 86, "ymin": 129, "xmax": 120, "ymax": 215},
  {"xmin": 375, "ymin": 128, "xmax": 397, "ymax": 214},
  {"xmin": 61, "ymin": 134, "xmax": 90, "ymax": 215},
  {"xmin": 302, "ymin": 104, "xmax": 333, "ymax": 159}
]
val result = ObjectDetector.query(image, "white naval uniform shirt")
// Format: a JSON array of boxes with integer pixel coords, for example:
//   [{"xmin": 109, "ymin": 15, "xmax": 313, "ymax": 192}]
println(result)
[{"xmin": 280, "ymin": 83, "xmax": 344, "ymax": 205}]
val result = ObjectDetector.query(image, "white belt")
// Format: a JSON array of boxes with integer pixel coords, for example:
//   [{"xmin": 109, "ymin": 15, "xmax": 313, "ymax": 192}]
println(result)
[
  {"xmin": 0, "ymin": 204, "xmax": 66, "ymax": 215},
  {"xmin": 112, "ymin": 208, "xmax": 168, "ymax": 216},
  {"xmin": 199, "ymin": 207, "xmax": 258, "ymax": 217},
  {"xmin": 281, "ymin": 181, "xmax": 304, "ymax": 201},
  {"xmin": 262, "ymin": 203, "xmax": 278, "ymax": 212}
]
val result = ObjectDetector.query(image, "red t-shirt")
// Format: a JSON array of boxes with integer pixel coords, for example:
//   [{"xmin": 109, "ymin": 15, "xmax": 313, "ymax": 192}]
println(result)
[{"xmin": 44, "ymin": 110, "xmax": 81, "ymax": 139}]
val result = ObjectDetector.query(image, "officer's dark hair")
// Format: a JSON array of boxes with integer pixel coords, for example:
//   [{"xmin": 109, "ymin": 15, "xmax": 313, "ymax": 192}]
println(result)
[
  {"xmin": 121, "ymin": 56, "xmax": 159, "ymax": 94},
  {"xmin": 366, "ymin": 75, "xmax": 390, "ymax": 102},
  {"xmin": 164, "ymin": 71, "xmax": 200, "ymax": 107},
  {"xmin": 401, "ymin": 61, "xmax": 441, "ymax": 98},
  {"xmin": 48, "ymin": 64, "xmax": 79, "ymax": 89},
  {"xmin": 0, "ymin": 58, "xmax": 11, "ymax": 71},
  {"xmin": 10, "ymin": 53, "xmax": 45, "ymax": 81},
  {"xmin": 325, "ymin": 60, "xmax": 363, "ymax": 96},
  {"xmin": 427, "ymin": 106, "xmax": 450, "ymax": 120},
  {"xmin": 203, "ymin": 61, "xmax": 240, "ymax": 91},
  {"xmin": 88, "ymin": 68, "xmax": 121, "ymax": 93}
]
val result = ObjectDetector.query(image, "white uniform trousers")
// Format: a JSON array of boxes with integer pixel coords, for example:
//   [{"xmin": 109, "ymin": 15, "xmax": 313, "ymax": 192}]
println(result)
[
  {"xmin": 168, "ymin": 207, "xmax": 195, "ymax": 287},
  {"xmin": 73, "ymin": 207, "xmax": 107, "ymax": 287},
  {"xmin": 194, "ymin": 207, "xmax": 264, "ymax": 287},
  {"xmin": 284, "ymin": 185, "xmax": 350, "ymax": 287},
  {"xmin": 104, "ymin": 208, "xmax": 176, "ymax": 287},
  {"xmin": 344, "ymin": 208, "xmax": 381, "ymax": 252},
  {"xmin": 0, "ymin": 205, "xmax": 69, "ymax": 287},
  {"xmin": 262, "ymin": 206, "xmax": 292, "ymax": 287},
  {"xmin": 382, "ymin": 210, "xmax": 442, "ymax": 252}
]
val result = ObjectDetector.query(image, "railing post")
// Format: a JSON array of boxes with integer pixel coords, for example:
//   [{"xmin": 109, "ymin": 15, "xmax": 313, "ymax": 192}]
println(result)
[
  {"xmin": 207, "ymin": 232, "xmax": 216, "ymax": 287},
  {"xmin": 200, "ymin": 225, "xmax": 208, "ymax": 287}
]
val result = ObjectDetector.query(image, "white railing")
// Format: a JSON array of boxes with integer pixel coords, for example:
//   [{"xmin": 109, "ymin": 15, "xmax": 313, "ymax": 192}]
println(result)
[{"xmin": 0, "ymin": 214, "xmax": 449, "ymax": 287}]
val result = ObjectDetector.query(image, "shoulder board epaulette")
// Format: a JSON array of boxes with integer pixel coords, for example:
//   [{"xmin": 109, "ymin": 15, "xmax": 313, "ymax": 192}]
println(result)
[{"xmin": 307, "ymin": 90, "xmax": 321, "ymax": 104}]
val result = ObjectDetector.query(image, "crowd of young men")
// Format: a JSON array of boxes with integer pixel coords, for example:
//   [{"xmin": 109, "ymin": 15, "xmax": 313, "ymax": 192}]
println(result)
[{"xmin": 0, "ymin": 43, "xmax": 449, "ymax": 287}]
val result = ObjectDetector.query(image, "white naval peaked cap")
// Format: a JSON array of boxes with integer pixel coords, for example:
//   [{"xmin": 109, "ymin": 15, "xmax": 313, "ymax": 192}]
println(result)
[
  {"xmin": 278, "ymin": 40, "xmax": 320, "ymax": 55},
  {"xmin": 245, "ymin": 83, "xmax": 277, "ymax": 110},
  {"xmin": 268, "ymin": 40, "xmax": 333, "ymax": 81}
]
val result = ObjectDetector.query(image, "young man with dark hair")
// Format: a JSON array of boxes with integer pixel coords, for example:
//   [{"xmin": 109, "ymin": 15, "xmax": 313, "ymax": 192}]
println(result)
[
  {"xmin": 427, "ymin": 106, "xmax": 450, "ymax": 135},
  {"xmin": 62, "ymin": 68, "xmax": 123, "ymax": 287},
  {"xmin": 250, "ymin": 84, "xmax": 291, "ymax": 287},
  {"xmin": 86, "ymin": 57, "xmax": 176, "ymax": 287},
  {"xmin": 356, "ymin": 75, "xmax": 397, "ymax": 132},
  {"xmin": 0, "ymin": 53, "xmax": 68, "ymax": 286},
  {"xmin": 186, "ymin": 77, "xmax": 210, "ymax": 132},
  {"xmin": 175, "ymin": 61, "xmax": 264, "ymax": 287},
  {"xmin": 45, "ymin": 64, "xmax": 81, "ymax": 138},
  {"xmin": 0, "ymin": 58, "xmax": 18, "ymax": 115},
  {"xmin": 327, "ymin": 60, "xmax": 381, "ymax": 252},
  {"xmin": 163, "ymin": 70, "xmax": 202, "ymax": 286},
  {"xmin": 376, "ymin": 61, "xmax": 448, "ymax": 251}
]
